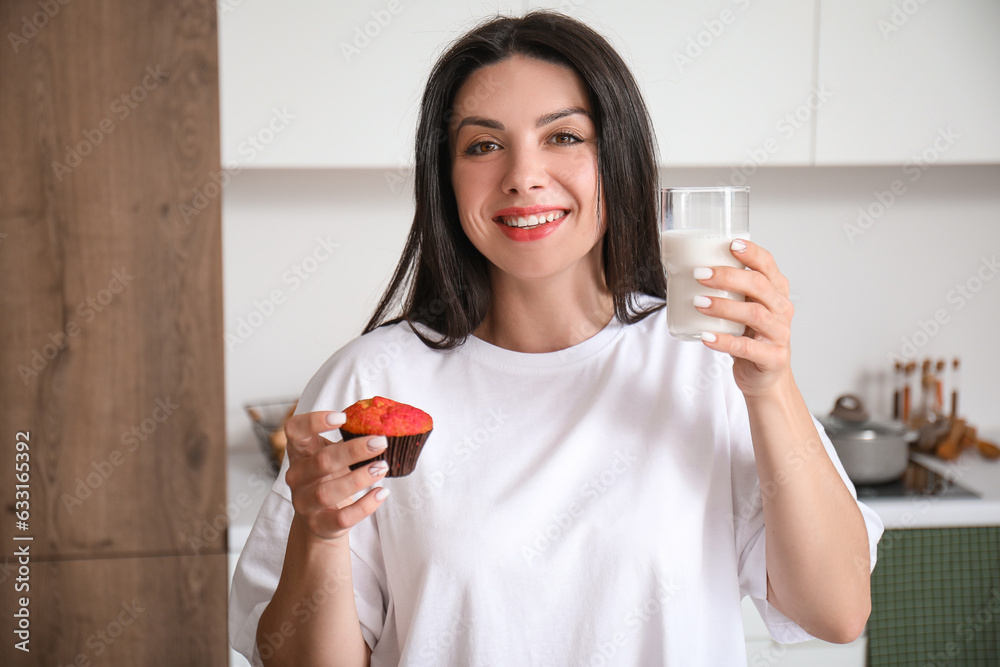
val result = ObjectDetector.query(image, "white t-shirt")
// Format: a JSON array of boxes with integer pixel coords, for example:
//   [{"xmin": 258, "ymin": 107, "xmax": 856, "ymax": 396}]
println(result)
[{"xmin": 230, "ymin": 298, "xmax": 883, "ymax": 666}]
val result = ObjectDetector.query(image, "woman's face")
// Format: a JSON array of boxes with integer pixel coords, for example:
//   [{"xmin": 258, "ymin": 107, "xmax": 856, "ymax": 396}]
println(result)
[{"xmin": 448, "ymin": 55, "xmax": 604, "ymax": 285}]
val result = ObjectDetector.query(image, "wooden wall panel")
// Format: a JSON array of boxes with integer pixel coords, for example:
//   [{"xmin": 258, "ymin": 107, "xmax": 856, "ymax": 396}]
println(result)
[
  {"xmin": 0, "ymin": 0, "xmax": 227, "ymax": 663},
  {"xmin": 1, "ymin": 0, "xmax": 225, "ymax": 554},
  {"xmin": 0, "ymin": 554, "xmax": 229, "ymax": 665}
]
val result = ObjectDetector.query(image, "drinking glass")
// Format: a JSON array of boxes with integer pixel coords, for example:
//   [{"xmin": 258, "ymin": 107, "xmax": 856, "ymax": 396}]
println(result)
[{"xmin": 660, "ymin": 186, "xmax": 750, "ymax": 341}]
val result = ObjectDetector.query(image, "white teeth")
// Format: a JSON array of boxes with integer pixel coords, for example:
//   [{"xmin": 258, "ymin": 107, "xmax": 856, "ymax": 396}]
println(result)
[{"xmin": 499, "ymin": 210, "xmax": 567, "ymax": 228}]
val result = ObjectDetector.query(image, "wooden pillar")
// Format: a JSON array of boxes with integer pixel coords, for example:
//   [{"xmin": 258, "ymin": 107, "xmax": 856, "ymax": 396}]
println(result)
[{"xmin": 0, "ymin": 0, "xmax": 227, "ymax": 664}]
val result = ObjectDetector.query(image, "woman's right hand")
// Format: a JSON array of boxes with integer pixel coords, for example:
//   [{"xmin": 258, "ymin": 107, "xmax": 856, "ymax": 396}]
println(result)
[{"xmin": 283, "ymin": 411, "xmax": 390, "ymax": 541}]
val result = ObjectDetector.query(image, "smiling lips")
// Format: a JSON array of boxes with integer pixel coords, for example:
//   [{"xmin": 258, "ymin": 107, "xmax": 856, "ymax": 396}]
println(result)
[{"xmin": 492, "ymin": 206, "xmax": 569, "ymax": 230}]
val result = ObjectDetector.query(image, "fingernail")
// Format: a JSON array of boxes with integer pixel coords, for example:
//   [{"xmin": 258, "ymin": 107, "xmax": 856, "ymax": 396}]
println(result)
[
  {"xmin": 326, "ymin": 412, "xmax": 346, "ymax": 427},
  {"xmin": 701, "ymin": 331, "xmax": 718, "ymax": 343},
  {"xmin": 731, "ymin": 238, "xmax": 748, "ymax": 253},
  {"xmin": 693, "ymin": 267, "xmax": 713, "ymax": 280},
  {"xmin": 375, "ymin": 487, "xmax": 391, "ymax": 501},
  {"xmin": 693, "ymin": 295, "xmax": 712, "ymax": 308},
  {"xmin": 368, "ymin": 460, "xmax": 389, "ymax": 477},
  {"xmin": 367, "ymin": 436, "xmax": 388, "ymax": 452}
]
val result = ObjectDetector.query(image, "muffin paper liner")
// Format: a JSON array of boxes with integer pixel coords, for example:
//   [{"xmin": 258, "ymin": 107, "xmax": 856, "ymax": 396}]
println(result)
[{"xmin": 340, "ymin": 429, "xmax": 432, "ymax": 477}]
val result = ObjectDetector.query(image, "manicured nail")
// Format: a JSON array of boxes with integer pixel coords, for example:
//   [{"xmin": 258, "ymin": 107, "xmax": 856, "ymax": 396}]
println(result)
[
  {"xmin": 731, "ymin": 238, "xmax": 748, "ymax": 254},
  {"xmin": 368, "ymin": 460, "xmax": 389, "ymax": 477},
  {"xmin": 375, "ymin": 487, "xmax": 390, "ymax": 501},
  {"xmin": 367, "ymin": 435, "xmax": 388, "ymax": 452},
  {"xmin": 701, "ymin": 331, "xmax": 718, "ymax": 343},
  {"xmin": 326, "ymin": 412, "xmax": 346, "ymax": 427},
  {"xmin": 693, "ymin": 295, "xmax": 712, "ymax": 308},
  {"xmin": 693, "ymin": 267, "xmax": 713, "ymax": 280}
]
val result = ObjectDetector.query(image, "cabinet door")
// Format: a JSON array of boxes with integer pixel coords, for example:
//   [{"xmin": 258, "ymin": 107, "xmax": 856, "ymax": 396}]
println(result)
[
  {"xmin": 530, "ymin": 0, "xmax": 818, "ymax": 166},
  {"xmin": 219, "ymin": 0, "xmax": 519, "ymax": 168},
  {"xmin": 815, "ymin": 0, "xmax": 1000, "ymax": 164}
]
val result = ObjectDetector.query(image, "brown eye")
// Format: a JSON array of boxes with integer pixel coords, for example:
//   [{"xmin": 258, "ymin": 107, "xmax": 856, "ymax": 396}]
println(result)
[
  {"xmin": 553, "ymin": 133, "xmax": 582, "ymax": 145},
  {"xmin": 466, "ymin": 140, "xmax": 500, "ymax": 155}
]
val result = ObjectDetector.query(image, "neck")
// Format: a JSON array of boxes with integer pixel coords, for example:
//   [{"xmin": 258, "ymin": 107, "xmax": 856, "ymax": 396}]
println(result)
[{"xmin": 474, "ymin": 256, "xmax": 614, "ymax": 354}]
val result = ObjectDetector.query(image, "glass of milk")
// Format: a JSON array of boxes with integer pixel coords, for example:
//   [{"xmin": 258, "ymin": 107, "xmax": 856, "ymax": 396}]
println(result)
[{"xmin": 660, "ymin": 187, "xmax": 750, "ymax": 341}]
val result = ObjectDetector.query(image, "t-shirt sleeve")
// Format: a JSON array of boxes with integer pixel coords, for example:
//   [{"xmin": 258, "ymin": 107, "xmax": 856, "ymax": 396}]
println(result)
[
  {"xmin": 228, "ymin": 342, "xmax": 391, "ymax": 662},
  {"xmin": 727, "ymin": 380, "xmax": 884, "ymax": 644}
]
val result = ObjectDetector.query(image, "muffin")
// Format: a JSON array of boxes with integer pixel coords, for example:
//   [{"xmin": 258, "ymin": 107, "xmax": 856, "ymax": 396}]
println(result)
[{"xmin": 340, "ymin": 396, "xmax": 433, "ymax": 477}]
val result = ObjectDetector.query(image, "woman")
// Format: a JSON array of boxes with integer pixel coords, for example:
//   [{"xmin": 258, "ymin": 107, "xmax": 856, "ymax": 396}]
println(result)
[{"xmin": 230, "ymin": 11, "xmax": 882, "ymax": 666}]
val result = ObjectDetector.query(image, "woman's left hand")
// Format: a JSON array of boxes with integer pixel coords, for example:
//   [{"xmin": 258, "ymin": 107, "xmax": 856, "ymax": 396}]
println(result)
[{"xmin": 694, "ymin": 238, "xmax": 794, "ymax": 398}]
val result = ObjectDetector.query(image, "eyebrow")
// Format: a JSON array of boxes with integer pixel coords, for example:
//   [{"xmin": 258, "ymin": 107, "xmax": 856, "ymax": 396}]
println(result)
[{"xmin": 454, "ymin": 107, "xmax": 590, "ymax": 133}]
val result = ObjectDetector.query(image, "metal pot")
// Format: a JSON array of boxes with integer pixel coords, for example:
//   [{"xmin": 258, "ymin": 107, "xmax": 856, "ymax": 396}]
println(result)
[{"xmin": 818, "ymin": 395, "xmax": 915, "ymax": 485}]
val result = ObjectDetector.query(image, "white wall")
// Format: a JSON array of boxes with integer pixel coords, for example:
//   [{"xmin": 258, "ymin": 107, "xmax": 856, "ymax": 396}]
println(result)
[{"xmin": 223, "ymin": 165, "xmax": 1000, "ymax": 450}]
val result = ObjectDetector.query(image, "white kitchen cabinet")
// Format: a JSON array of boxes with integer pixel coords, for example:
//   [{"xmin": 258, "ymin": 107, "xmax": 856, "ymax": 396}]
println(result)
[
  {"xmin": 221, "ymin": 1, "xmax": 999, "ymax": 168},
  {"xmin": 220, "ymin": 0, "xmax": 816, "ymax": 168},
  {"xmin": 219, "ymin": 0, "xmax": 520, "ymax": 168},
  {"xmin": 530, "ymin": 0, "xmax": 819, "ymax": 166},
  {"xmin": 815, "ymin": 0, "xmax": 1000, "ymax": 165}
]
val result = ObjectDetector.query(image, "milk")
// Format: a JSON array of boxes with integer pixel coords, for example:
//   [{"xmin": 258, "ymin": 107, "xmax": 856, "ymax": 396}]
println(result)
[{"xmin": 660, "ymin": 230, "xmax": 749, "ymax": 340}]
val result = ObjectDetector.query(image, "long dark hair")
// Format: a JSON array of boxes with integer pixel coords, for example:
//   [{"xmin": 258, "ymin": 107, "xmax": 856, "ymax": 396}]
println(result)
[{"xmin": 364, "ymin": 10, "xmax": 665, "ymax": 348}]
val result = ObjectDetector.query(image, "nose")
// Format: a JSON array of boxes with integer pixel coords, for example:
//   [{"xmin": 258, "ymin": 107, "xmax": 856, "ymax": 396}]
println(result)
[{"xmin": 500, "ymin": 145, "xmax": 549, "ymax": 194}]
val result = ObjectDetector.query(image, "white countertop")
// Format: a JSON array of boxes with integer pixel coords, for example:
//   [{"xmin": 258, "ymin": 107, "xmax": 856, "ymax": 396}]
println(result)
[{"xmin": 858, "ymin": 431, "xmax": 1000, "ymax": 530}]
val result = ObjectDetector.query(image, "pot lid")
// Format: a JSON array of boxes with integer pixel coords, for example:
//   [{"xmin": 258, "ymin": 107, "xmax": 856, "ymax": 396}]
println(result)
[{"xmin": 818, "ymin": 394, "xmax": 908, "ymax": 441}]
